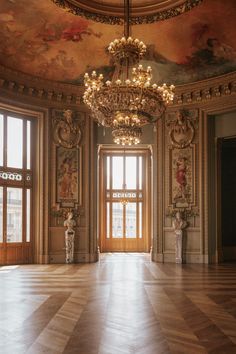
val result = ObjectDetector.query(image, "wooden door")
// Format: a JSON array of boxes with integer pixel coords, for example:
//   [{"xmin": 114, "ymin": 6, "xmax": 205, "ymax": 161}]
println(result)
[
  {"xmin": 100, "ymin": 149, "xmax": 151, "ymax": 252},
  {"xmin": 0, "ymin": 111, "xmax": 33, "ymax": 265}
]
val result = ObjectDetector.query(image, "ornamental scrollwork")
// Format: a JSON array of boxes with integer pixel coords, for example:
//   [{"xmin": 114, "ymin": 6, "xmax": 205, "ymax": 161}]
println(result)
[
  {"xmin": 166, "ymin": 206, "xmax": 199, "ymax": 219},
  {"xmin": 52, "ymin": 109, "xmax": 82, "ymax": 148},
  {"xmin": 166, "ymin": 108, "xmax": 198, "ymax": 149},
  {"xmin": 50, "ymin": 0, "xmax": 203, "ymax": 25}
]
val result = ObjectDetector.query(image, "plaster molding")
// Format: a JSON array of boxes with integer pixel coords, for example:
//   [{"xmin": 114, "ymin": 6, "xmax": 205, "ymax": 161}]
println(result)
[
  {"xmin": 51, "ymin": 0, "xmax": 203, "ymax": 25},
  {"xmin": 1, "ymin": 65, "xmax": 236, "ymax": 108},
  {"xmin": 0, "ymin": 65, "xmax": 84, "ymax": 107},
  {"xmin": 172, "ymin": 72, "xmax": 236, "ymax": 107}
]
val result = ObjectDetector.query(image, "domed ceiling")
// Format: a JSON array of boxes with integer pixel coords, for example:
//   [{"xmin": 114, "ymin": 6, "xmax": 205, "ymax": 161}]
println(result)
[{"xmin": 0, "ymin": 0, "xmax": 236, "ymax": 86}]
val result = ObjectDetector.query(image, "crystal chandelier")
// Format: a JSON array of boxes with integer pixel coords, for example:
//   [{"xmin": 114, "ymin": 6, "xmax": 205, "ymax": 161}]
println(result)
[{"xmin": 83, "ymin": 0, "xmax": 175, "ymax": 145}]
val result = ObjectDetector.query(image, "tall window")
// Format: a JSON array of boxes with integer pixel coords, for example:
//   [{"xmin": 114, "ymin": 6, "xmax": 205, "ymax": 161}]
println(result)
[
  {"xmin": 0, "ymin": 111, "xmax": 33, "ymax": 264},
  {"xmin": 106, "ymin": 154, "xmax": 143, "ymax": 239},
  {"xmin": 100, "ymin": 149, "xmax": 150, "ymax": 252}
]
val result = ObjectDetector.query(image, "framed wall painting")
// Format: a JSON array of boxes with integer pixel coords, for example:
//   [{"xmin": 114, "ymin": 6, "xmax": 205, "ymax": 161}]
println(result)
[
  {"xmin": 169, "ymin": 145, "xmax": 196, "ymax": 209},
  {"xmin": 56, "ymin": 146, "xmax": 82, "ymax": 207}
]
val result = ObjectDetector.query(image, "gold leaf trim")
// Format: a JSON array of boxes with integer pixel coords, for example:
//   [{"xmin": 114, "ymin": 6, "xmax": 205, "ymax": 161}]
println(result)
[{"xmin": 50, "ymin": 0, "xmax": 203, "ymax": 25}]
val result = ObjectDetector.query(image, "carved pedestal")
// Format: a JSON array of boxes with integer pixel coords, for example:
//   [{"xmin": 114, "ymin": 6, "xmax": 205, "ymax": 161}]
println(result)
[
  {"xmin": 65, "ymin": 230, "xmax": 75, "ymax": 264},
  {"xmin": 175, "ymin": 231, "xmax": 183, "ymax": 263}
]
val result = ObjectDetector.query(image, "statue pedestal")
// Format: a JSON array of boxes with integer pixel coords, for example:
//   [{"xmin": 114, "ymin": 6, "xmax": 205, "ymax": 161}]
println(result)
[
  {"xmin": 175, "ymin": 232, "xmax": 183, "ymax": 264},
  {"xmin": 65, "ymin": 230, "xmax": 75, "ymax": 264}
]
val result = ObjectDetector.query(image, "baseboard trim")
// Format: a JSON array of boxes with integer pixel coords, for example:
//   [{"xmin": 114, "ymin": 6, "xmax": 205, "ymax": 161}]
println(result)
[
  {"xmin": 49, "ymin": 252, "xmax": 99, "ymax": 264},
  {"xmin": 152, "ymin": 252, "xmax": 209, "ymax": 264}
]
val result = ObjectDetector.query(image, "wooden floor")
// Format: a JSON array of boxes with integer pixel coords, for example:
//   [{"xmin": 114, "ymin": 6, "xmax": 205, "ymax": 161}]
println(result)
[{"xmin": 0, "ymin": 253, "xmax": 236, "ymax": 354}]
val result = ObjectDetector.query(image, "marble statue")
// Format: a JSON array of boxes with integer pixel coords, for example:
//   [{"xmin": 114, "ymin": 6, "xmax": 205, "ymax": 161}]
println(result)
[
  {"xmin": 172, "ymin": 211, "xmax": 187, "ymax": 263},
  {"xmin": 64, "ymin": 211, "xmax": 76, "ymax": 264}
]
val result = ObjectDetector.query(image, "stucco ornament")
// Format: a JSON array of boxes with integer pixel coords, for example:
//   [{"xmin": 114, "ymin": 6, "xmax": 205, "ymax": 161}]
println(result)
[
  {"xmin": 53, "ymin": 109, "xmax": 81, "ymax": 148},
  {"xmin": 167, "ymin": 109, "xmax": 197, "ymax": 149}
]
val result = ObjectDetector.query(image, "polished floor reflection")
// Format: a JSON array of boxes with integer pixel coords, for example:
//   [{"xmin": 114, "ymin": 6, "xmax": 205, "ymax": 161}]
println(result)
[{"xmin": 0, "ymin": 253, "xmax": 236, "ymax": 353}]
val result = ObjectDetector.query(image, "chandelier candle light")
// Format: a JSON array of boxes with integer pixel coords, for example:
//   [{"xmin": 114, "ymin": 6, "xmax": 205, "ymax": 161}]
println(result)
[{"xmin": 83, "ymin": 0, "xmax": 175, "ymax": 145}]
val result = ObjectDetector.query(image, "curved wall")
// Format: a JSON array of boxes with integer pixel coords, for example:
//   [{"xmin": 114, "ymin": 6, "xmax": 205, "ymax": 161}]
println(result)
[{"xmin": 0, "ymin": 70, "xmax": 236, "ymax": 263}]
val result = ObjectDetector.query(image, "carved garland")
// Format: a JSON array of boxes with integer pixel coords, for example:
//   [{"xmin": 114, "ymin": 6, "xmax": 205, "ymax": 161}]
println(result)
[
  {"xmin": 51, "ymin": 109, "xmax": 85, "ymax": 224},
  {"xmin": 52, "ymin": 109, "xmax": 82, "ymax": 148},
  {"xmin": 166, "ymin": 109, "xmax": 199, "ymax": 218},
  {"xmin": 166, "ymin": 108, "xmax": 198, "ymax": 149},
  {"xmin": 50, "ymin": 0, "xmax": 203, "ymax": 25}
]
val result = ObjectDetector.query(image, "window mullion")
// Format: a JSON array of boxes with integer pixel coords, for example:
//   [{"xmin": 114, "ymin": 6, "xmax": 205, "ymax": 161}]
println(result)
[
  {"xmin": 3, "ymin": 113, "xmax": 7, "ymax": 168},
  {"xmin": 23, "ymin": 119, "xmax": 27, "ymax": 171}
]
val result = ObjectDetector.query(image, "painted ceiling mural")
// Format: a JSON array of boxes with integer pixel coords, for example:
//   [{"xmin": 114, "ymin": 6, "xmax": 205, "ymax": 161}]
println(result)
[{"xmin": 0, "ymin": 0, "xmax": 236, "ymax": 85}]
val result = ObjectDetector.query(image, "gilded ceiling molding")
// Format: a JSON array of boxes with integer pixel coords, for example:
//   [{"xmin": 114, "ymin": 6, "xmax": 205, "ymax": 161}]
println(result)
[
  {"xmin": 51, "ymin": 0, "xmax": 203, "ymax": 25},
  {"xmin": 51, "ymin": 0, "xmax": 122, "ymax": 24}
]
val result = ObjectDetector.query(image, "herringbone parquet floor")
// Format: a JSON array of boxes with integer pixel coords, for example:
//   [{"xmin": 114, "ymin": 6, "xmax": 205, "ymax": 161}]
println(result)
[{"xmin": 1, "ymin": 253, "xmax": 236, "ymax": 354}]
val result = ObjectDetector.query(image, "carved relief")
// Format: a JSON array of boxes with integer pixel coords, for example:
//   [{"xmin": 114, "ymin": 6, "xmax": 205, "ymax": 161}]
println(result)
[
  {"xmin": 51, "ymin": 0, "xmax": 203, "ymax": 25},
  {"xmin": 166, "ymin": 109, "xmax": 198, "ymax": 148},
  {"xmin": 166, "ymin": 108, "xmax": 198, "ymax": 216},
  {"xmin": 52, "ymin": 109, "xmax": 82, "ymax": 148}
]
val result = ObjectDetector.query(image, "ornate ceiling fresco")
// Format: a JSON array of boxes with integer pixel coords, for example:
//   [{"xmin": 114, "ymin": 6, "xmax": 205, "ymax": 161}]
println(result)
[{"xmin": 0, "ymin": 0, "xmax": 236, "ymax": 86}]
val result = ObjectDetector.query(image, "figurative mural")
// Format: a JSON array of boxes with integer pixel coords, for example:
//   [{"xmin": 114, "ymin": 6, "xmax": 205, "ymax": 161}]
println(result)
[
  {"xmin": 56, "ymin": 147, "xmax": 79, "ymax": 206},
  {"xmin": 170, "ymin": 147, "xmax": 194, "ymax": 208}
]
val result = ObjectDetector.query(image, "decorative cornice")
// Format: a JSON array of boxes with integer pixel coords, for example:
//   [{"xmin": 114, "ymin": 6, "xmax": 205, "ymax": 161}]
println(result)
[
  {"xmin": 0, "ymin": 65, "xmax": 84, "ymax": 106},
  {"xmin": 51, "ymin": 0, "xmax": 203, "ymax": 25},
  {"xmin": 0, "ymin": 64, "xmax": 236, "ymax": 108},
  {"xmin": 172, "ymin": 72, "xmax": 236, "ymax": 107}
]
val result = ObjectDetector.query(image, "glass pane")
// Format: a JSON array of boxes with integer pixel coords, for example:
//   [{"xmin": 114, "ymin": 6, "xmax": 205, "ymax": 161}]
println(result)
[
  {"xmin": 7, "ymin": 188, "xmax": 22, "ymax": 243},
  {"xmin": 7, "ymin": 117, "xmax": 23, "ymax": 168},
  {"xmin": 139, "ymin": 203, "xmax": 142, "ymax": 238},
  {"xmin": 112, "ymin": 202, "xmax": 123, "ymax": 238},
  {"xmin": 26, "ymin": 189, "xmax": 31, "ymax": 242},
  {"xmin": 27, "ymin": 121, "xmax": 31, "ymax": 170},
  {"xmin": 106, "ymin": 156, "xmax": 110, "ymax": 189},
  {"xmin": 0, "ymin": 114, "xmax": 3, "ymax": 166},
  {"xmin": 139, "ymin": 156, "xmax": 142, "ymax": 189},
  {"xmin": 126, "ymin": 203, "xmax": 136, "ymax": 238},
  {"xmin": 0, "ymin": 187, "xmax": 3, "ymax": 242},
  {"xmin": 112, "ymin": 156, "xmax": 123, "ymax": 189},
  {"xmin": 106, "ymin": 202, "xmax": 110, "ymax": 238},
  {"xmin": 125, "ymin": 156, "xmax": 136, "ymax": 189}
]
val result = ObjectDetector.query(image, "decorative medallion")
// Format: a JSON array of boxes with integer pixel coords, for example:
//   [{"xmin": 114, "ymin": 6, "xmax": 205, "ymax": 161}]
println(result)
[
  {"xmin": 52, "ymin": 109, "xmax": 82, "ymax": 148},
  {"xmin": 51, "ymin": 0, "xmax": 203, "ymax": 25},
  {"xmin": 166, "ymin": 109, "xmax": 198, "ymax": 149}
]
